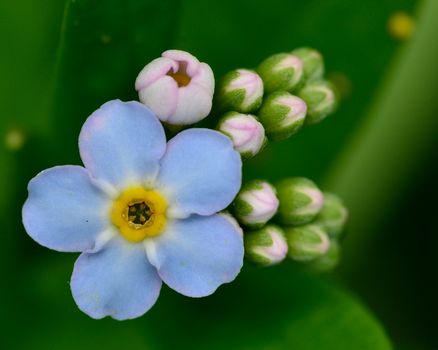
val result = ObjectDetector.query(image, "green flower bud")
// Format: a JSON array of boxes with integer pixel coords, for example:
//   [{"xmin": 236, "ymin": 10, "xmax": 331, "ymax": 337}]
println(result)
[
  {"xmin": 305, "ymin": 240, "xmax": 340, "ymax": 272},
  {"xmin": 298, "ymin": 81, "xmax": 337, "ymax": 125},
  {"xmin": 244, "ymin": 225, "xmax": 288, "ymax": 266},
  {"xmin": 257, "ymin": 53, "xmax": 304, "ymax": 93},
  {"xmin": 216, "ymin": 69, "xmax": 264, "ymax": 113},
  {"xmin": 285, "ymin": 224, "xmax": 330, "ymax": 262},
  {"xmin": 314, "ymin": 192, "xmax": 348, "ymax": 238},
  {"xmin": 233, "ymin": 180, "xmax": 279, "ymax": 228},
  {"xmin": 276, "ymin": 177, "xmax": 324, "ymax": 226},
  {"xmin": 257, "ymin": 91, "xmax": 307, "ymax": 141},
  {"xmin": 217, "ymin": 112, "xmax": 266, "ymax": 159},
  {"xmin": 291, "ymin": 47, "xmax": 324, "ymax": 82}
]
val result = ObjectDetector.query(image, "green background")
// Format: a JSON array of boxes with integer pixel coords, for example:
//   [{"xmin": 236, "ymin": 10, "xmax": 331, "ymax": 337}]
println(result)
[{"xmin": 1, "ymin": 0, "xmax": 437, "ymax": 349}]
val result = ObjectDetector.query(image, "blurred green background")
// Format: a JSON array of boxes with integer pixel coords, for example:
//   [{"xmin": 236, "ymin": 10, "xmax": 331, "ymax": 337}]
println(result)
[{"xmin": 1, "ymin": 0, "xmax": 437, "ymax": 349}]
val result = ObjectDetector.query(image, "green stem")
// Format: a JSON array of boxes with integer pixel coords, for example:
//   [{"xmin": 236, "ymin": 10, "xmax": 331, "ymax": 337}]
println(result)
[{"xmin": 324, "ymin": 0, "xmax": 438, "ymax": 276}]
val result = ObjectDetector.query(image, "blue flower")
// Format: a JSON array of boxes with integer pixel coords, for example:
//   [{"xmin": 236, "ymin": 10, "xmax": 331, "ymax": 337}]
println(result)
[{"xmin": 22, "ymin": 100, "xmax": 243, "ymax": 320}]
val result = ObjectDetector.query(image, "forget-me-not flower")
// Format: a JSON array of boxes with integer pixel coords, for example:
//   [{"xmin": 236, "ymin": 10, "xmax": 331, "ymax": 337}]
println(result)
[{"xmin": 22, "ymin": 100, "xmax": 243, "ymax": 320}]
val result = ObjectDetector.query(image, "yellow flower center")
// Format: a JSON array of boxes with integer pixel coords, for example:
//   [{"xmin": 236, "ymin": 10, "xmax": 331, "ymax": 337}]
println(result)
[
  {"xmin": 111, "ymin": 187, "xmax": 167, "ymax": 242},
  {"xmin": 167, "ymin": 61, "xmax": 191, "ymax": 87}
]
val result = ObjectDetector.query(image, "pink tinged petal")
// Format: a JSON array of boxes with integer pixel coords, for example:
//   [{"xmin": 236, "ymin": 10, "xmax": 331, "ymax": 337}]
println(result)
[
  {"xmin": 71, "ymin": 235, "xmax": 162, "ymax": 320},
  {"xmin": 253, "ymin": 227, "xmax": 288, "ymax": 264},
  {"xmin": 227, "ymin": 69, "xmax": 263, "ymax": 110},
  {"xmin": 156, "ymin": 129, "xmax": 242, "ymax": 217},
  {"xmin": 22, "ymin": 166, "xmax": 110, "ymax": 253},
  {"xmin": 162, "ymin": 49, "xmax": 200, "ymax": 77},
  {"xmin": 135, "ymin": 57, "xmax": 178, "ymax": 91},
  {"xmin": 191, "ymin": 63, "xmax": 215, "ymax": 95},
  {"xmin": 145, "ymin": 214, "xmax": 244, "ymax": 297},
  {"xmin": 167, "ymin": 84, "xmax": 213, "ymax": 125},
  {"xmin": 138, "ymin": 76, "xmax": 179, "ymax": 121},
  {"xmin": 221, "ymin": 115, "xmax": 265, "ymax": 154},
  {"xmin": 276, "ymin": 95, "xmax": 307, "ymax": 128},
  {"xmin": 79, "ymin": 100, "xmax": 166, "ymax": 190}
]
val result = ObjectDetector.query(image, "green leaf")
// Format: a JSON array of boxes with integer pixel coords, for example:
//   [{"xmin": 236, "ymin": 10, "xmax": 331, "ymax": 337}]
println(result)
[
  {"xmin": 11, "ymin": 259, "xmax": 391, "ymax": 350},
  {"xmin": 49, "ymin": 0, "xmax": 179, "ymax": 163}
]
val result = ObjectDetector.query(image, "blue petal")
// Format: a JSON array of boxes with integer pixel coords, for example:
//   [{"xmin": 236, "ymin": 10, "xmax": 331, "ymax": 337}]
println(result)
[
  {"xmin": 156, "ymin": 129, "xmax": 242, "ymax": 217},
  {"xmin": 79, "ymin": 100, "xmax": 166, "ymax": 190},
  {"xmin": 145, "ymin": 214, "xmax": 244, "ymax": 297},
  {"xmin": 22, "ymin": 166, "xmax": 110, "ymax": 252},
  {"xmin": 71, "ymin": 235, "xmax": 162, "ymax": 320}
]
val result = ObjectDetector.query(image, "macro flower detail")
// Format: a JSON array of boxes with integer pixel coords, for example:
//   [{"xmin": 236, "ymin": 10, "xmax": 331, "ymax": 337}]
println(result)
[
  {"xmin": 244, "ymin": 225, "xmax": 288, "ymax": 266},
  {"xmin": 258, "ymin": 91, "xmax": 307, "ymax": 141},
  {"xmin": 257, "ymin": 53, "xmax": 304, "ymax": 93},
  {"xmin": 217, "ymin": 112, "xmax": 266, "ymax": 159},
  {"xmin": 291, "ymin": 47, "xmax": 324, "ymax": 82},
  {"xmin": 285, "ymin": 224, "xmax": 330, "ymax": 262},
  {"xmin": 233, "ymin": 179, "xmax": 279, "ymax": 228},
  {"xmin": 298, "ymin": 81, "xmax": 337, "ymax": 125},
  {"xmin": 22, "ymin": 100, "xmax": 243, "ymax": 320},
  {"xmin": 135, "ymin": 50, "xmax": 214, "ymax": 125},
  {"xmin": 276, "ymin": 177, "xmax": 324, "ymax": 226},
  {"xmin": 216, "ymin": 69, "xmax": 264, "ymax": 113}
]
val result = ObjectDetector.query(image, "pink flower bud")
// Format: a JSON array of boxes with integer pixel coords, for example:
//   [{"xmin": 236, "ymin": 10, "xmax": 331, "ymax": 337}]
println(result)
[
  {"xmin": 135, "ymin": 50, "xmax": 214, "ymax": 125},
  {"xmin": 217, "ymin": 112, "xmax": 266, "ymax": 159}
]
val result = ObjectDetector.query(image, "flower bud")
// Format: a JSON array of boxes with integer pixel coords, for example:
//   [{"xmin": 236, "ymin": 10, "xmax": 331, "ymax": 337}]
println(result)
[
  {"xmin": 257, "ymin": 91, "xmax": 307, "ymax": 140},
  {"xmin": 298, "ymin": 81, "xmax": 337, "ymax": 125},
  {"xmin": 257, "ymin": 53, "xmax": 304, "ymax": 93},
  {"xmin": 233, "ymin": 180, "xmax": 279, "ymax": 228},
  {"xmin": 244, "ymin": 225, "xmax": 288, "ymax": 266},
  {"xmin": 306, "ymin": 240, "xmax": 340, "ymax": 272},
  {"xmin": 291, "ymin": 47, "xmax": 324, "ymax": 82},
  {"xmin": 285, "ymin": 224, "xmax": 330, "ymax": 262},
  {"xmin": 216, "ymin": 69, "xmax": 264, "ymax": 113},
  {"xmin": 314, "ymin": 192, "xmax": 348, "ymax": 238},
  {"xmin": 217, "ymin": 112, "xmax": 266, "ymax": 159},
  {"xmin": 276, "ymin": 177, "xmax": 324, "ymax": 226},
  {"xmin": 135, "ymin": 49, "xmax": 214, "ymax": 125}
]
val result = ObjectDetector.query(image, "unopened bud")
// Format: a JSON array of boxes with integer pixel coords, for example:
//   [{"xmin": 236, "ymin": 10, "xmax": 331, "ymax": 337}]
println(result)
[
  {"xmin": 314, "ymin": 192, "xmax": 348, "ymax": 238},
  {"xmin": 291, "ymin": 47, "xmax": 324, "ymax": 82},
  {"xmin": 216, "ymin": 69, "xmax": 264, "ymax": 113},
  {"xmin": 233, "ymin": 180, "xmax": 279, "ymax": 228},
  {"xmin": 217, "ymin": 112, "xmax": 266, "ymax": 159},
  {"xmin": 136, "ymin": 50, "xmax": 214, "ymax": 125},
  {"xmin": 285, "ymin": 224, "xmax": 330, "ymax": 262},
  {"xmin": 306, "ymin": 240, "xmax": 340, "ymax": 272},
  {"xmin": 244, "ymin": 225, "xmax": 288, "ymax": 266},
  {"xmin": 257, "ymin": 91, "xmax": 307, "ymax": 140},
  {"xmin": 257, "ymin": 53, "xmax": 303, "ymax": 93},
  {"xmin": 298, "ymin": 81, "xmax": 337, "ymax": 125},
  {"xmin": 276, "ymin": 177, "xmax": 324, "ymax": 226}
]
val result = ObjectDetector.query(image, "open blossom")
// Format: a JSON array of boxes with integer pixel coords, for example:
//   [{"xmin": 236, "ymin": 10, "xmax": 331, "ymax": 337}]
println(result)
[
  {"xmin": 22, "ymin": 100, "xmax": 243, "ymax": 320},
  {"xmin": 135, "ymin": 50, "xmax": 214, "ymax": 125},
  {"xmin": 217, "ymin": 112, "xmax": 266, "ymax": 159}
]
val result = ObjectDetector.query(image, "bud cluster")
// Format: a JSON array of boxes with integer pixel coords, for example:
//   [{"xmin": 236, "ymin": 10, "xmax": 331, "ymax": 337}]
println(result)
[
  {"xmin": 135, "ymin": 49, "xmax": 348, "ymax": 273},
  {"xmin": 215, "ymin": 47, "xmax": 338, "ymax": 156},
  {"xmin": 231, "ymin": 176, "xmax": 347, "ymax": 271},
  {"xmin": 275, "ymin": 178, "xmax": 348, "ymax": 271}
]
